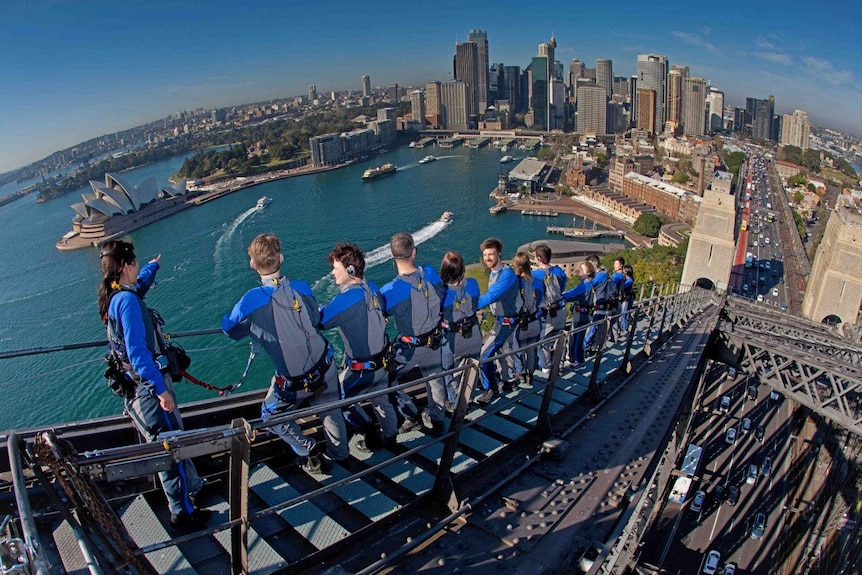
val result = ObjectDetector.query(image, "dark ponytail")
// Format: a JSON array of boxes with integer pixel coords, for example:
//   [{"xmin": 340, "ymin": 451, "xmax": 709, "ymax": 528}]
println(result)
[{"xmin": 98, "ymin": 240, "xmax": 136, "ymax": 321}]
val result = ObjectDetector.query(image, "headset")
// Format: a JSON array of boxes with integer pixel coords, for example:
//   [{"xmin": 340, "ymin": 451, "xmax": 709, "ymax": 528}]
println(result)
[{"xmin": 346, "ymin": 264, "xmax": 356, "ymax": 276}]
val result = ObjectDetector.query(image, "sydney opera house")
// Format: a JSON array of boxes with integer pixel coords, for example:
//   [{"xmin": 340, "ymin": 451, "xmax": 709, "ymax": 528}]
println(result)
[{"xmin": 56, "ymin": 173, "xmax": 193, "ymax": 250}]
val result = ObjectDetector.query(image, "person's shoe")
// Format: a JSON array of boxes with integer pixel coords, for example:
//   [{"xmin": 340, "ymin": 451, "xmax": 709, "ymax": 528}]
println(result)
[
  {"xmin": 475, "ymin": 388, "xmax": 497, "ymax": 405},
  {"xmin": 398, "ymin": 417, "xmax": 420, "ymax": 434},
  {"xmin": 189, "ymin": 478, "xmax": 209, "ymax": 509},
  {"xmin": 170, "ymin": 508, "xmax": 213, "ymax": 533},
  {"xmin": 501, "ymin": 380, "xmax": 518, "ymax": 392},
  {"xmin": 301, "ymin": 454, "xmax": 332, "ymax": 475},
  {"xmin": 420, "ymin": 409, "xmax": 434, "ymax": 430},
  {"xmin": 355, "ymin": 436, "xmax": 372, "ymax": 453},
  {"xmin": 444, "ymin": 400, "xmax": 456, "ymax": 414},
  {"xmin": 423, "ymin": 419, "xmax": 445, "ymax": 438},
  {"xmin": 540, "ymin": 367, "xmax": 551, "ymax": 376},
  {"xmin": 518, "ymin": 374, "xmax": 534, "ymax": 389}
]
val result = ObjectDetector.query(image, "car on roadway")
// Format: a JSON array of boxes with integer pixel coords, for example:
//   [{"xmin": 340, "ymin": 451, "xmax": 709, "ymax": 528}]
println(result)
[
  {"xmin": 757, "ymin": 294, "xmax": 764, "ymax": 302},
  {"xmin": 741, "ymin": 417, "xmax": 752, "ymax": 434},
  {"xmin": 751, "ymin": 512, "xmax": 766, "ymax": 539},
  {"xmin": 762, "ymin": 456, "xmax": 773, "ymax": 477},
  {"xmin": 765, "ymin": 261, "xmax": 771, "ymax": 269},
  {"xmin": 747, "ymin": 385, "xmax": 757, "ymax": 400},
  {"xmin": 746, "ymin": 464, "xmax": 759, "ymax": 485},
  {"xmin": 720, "ymin": 395, "xmax": 731, "ymax": 413},
  {"xmin": 691, "ymin": 489, "xmax": 706, "ymax": 513},
  {"xmin": 779, "ymin": 276, "xmax": 785, "ymax": 284},
  {"xmin": 726, "ymin": 485, "xmax": 740, "ymax": 506},
  {"xmin": 772, "ymin": 287, "xmax": 779, "ymax": 296},
  {"xmin": 703, "ymin": 550, "xmax": 721, "ymax": 574},
  {"xmin": 755, "ymin": 425, "xmax": 765, "ymax": 442},
  {"xmin": 725, "ymin": 427, "xmax": 737, "ymax": 444},
  {"xmin": 713, "ymin": 482, "xmax": 725, "ymax": 502},
  {"xmin": 780, "ymin": 302, "xmax": 788, "ymax": 311},
  {"xmin": 723, "ymin": 562, "xmax": 737, "ymax": 575},
  {"xmin": 770, "ymin": 388, "xmax": 781, "ymax": 401}
]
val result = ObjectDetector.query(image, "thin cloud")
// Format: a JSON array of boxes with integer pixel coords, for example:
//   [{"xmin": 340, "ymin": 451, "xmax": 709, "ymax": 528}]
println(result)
[
  {"xmin": 755, "ymin": 51, "xmax": 793, "ymax": 65},
  {"xmin": 671, "ymin": 31, "xmax": 721, "ymax": 55},
  {"xmin": 801, "ymin": 57, "xmax": 855, "ymax": 86},
  {"xmin": 756, "ymin": 37, "xmax": 776, "ymax": 50}
]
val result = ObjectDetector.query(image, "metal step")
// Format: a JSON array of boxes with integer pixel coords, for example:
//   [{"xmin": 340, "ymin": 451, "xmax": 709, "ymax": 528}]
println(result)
[
  {"xmin": 248, "ymin": 463, "xmax": 350, "ymax": 551},
  {"xmin": 206, "ymin": 497, "xmax": 286, "ymax": 575},
  {"xmin": 118, "ymin": 494, "xmax": 198, "ymax": 575},
  {"xmin": 51, "ymin": 520, "xmax": 90, "ymax": 575},
  {"xmin": 350, "ymin": 443, "xmax": 434, "ymax": 497},
  {"xmin": 320, "ymin": 463, "xmax": 402, "ymax": 522}
]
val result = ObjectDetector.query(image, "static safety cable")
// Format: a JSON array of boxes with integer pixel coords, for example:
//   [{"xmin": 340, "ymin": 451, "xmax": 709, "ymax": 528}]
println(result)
[{"xmin": 181, "ymin": 341, "xmax": 258, "ymax": 396}]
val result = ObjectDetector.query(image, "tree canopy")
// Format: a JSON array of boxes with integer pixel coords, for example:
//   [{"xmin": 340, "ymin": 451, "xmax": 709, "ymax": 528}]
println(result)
[{"xmin": 633, "ymin": 213, "xmax": 662, "ymax": 237}]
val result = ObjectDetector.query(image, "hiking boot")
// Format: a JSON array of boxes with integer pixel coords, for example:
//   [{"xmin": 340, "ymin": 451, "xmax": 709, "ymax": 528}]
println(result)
[
  {"xmin": 170, "ymin": 508, "xmax": 213, "ymax": 533},
  {"xmin": 475, "ymin": 388, "xmax": 497, "ymax": 405},
  {"xmin": 420, "ymin": 409, "xmax": 434, "ymax": 430},
  {"xmin": 355, "ymin": 437, "xmax": 372, "ymax": 453},
  {"xmin": 501, "ymin": 380, "xmax": 518, "ymax": 393},
  {"xmin": 189, "ymin": 478, "xmax": 209, "ymax": 509},
  {"xmin": 444, "ymin": 400, "xmax": 456, "ymax": 414},
  {"xmin": 398, "ymin": 417, "xmax": 420, "ymax": 434},
  {"xmin": 301, "ymin": 454, "xmax": 332, "ymax": 475},
  {"xmin": 518, "ymin": 374, "xmax": 534, "ymax": 389},
  {"xmin": 423, "ymin": 419, "xmax": 445, "ymax": 438}
]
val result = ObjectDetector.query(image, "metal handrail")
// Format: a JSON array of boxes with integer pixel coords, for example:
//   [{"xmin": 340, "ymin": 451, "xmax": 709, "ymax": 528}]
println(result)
[{"xmin": 6, "ymin": 433, "xmax": 51, "ymax": 575}]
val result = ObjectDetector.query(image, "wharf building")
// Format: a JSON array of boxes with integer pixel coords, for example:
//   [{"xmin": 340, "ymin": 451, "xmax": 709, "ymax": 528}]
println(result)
[
  {"xmin": 621, "ymin": 172, "xmax": 702, "ymax": 225},
  {"xmin": 518, "ymin": 239, "xmax": 626, "ymax": 276},
  {"xmin": 309, "ymin": 108, "xmax": 397, "ymax": 167},
  {"xmin": 802, "ymin": 196, "xmax": 862, "ymax": 325}
]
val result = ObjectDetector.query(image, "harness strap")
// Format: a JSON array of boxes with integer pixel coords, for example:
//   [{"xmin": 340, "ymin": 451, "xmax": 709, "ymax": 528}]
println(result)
[
  {"xmin": 276, "ymin": 345, "xmax": 333, "ymax": 392},
  {"xmin": 348, "ymin": 347, "xmax": 388, "ymax": 372}
]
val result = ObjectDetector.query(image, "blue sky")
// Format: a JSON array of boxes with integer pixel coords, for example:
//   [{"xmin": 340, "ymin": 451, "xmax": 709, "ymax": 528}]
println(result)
[{"xmin": 1, "ymin": 0, "xmax": 860, "ymax": 174}]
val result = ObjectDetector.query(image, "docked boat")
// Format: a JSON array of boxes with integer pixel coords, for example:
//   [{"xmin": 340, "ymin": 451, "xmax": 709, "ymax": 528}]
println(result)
[
  {"xmin": 500, "ymin": 155, "xmax": 514, "ymax": 164},
  {"xmin": 440, "ymin": 211, "xmax": 454, "ymax": 222},
  {"xmin": 256, "ymin": 196, "xmax": 272, "ymax": 208},
  {"xmin": 500, "ymin": 145, "xmax": 508, "ymax": 153},
  {"xmin": 361, "ymin": 163, "xmax": 397, "ymax": 181},
  {"xmin": 419, "ymin": 156, "xmax": 436, "ymax": 164}
]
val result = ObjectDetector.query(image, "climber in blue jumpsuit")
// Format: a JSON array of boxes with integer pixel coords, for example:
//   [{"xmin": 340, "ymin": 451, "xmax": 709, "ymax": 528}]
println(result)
[
  {"xmin": 319, "ymin": 241, "xmax": 398, "ymax": 451},
  {"xmin": 561, "ymin": 260, "xmax": 596, "ymax": 368},
  {"xmin": 223, "ymin": 233, "xmax": 348, "ymax": 474},
  {"xmin": 531, "ymin": 244, "xmax": 569, "ymax": 373},
  {"xmin": 98, "ymin": 239, "xmax": 209, "ymax": 531},
  {"xmin": 380, "ymin": 232, "xmax": 448, "ymax": 436},
  {"xmin": 476, "ymin": 237, "xmax": 520, "ymax": 404}
]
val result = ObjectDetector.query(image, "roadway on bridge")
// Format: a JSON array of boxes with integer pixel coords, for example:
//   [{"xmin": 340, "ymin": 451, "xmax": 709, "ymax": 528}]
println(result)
[{"xmin": 640, "ymin": 362, "xmax": 795, "ymax": 574}]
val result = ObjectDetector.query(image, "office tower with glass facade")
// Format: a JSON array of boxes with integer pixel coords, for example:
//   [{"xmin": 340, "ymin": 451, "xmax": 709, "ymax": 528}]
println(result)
[
  {"xmin": 454, "ymin": 41, "xmax": 479, "ymax": 125},
  {"xmin": 467, "ymin": 29, "xmax": 489, "ymax": 113},
  {"xmin": 410, "ymin": 90, "xmax": 425, "ymax": 129},
  {"xmin": 706, "ymin": 87, "xmax": 724, "ymax": 132},
  {"xmin": 361, "ymin": 75, "xmax": 371, "ymax": 98},
  {"xmin": 747, "ymin": 96, "xmax": 775, "ymax": 140},
  {"xmin": 531, "ymin": 54, "xmax": 549, "ymax": 130},
  {"xmin": 596, "ymin": 59, "xmax": 613, "ymax": 100},
  {"xmin": 425, "ymin": 81, "xmax": 442, "ymax": 127},
  {"xmin": 308, "ymin": 84, "xmax": 317, "ymax": 102},
  {"xmin": 682, "ymin": 77, "xmax": 707, "ymax": 137},
  {"xmin": 636, "ymin": 54, "xmax": 668, "ymax": 131}
]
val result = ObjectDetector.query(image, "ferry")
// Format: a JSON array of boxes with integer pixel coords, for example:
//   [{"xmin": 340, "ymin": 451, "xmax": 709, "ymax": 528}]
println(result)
[
  {"xmin": 500, "ymin": 155, "xmax": 514, "ymax": 164},
  {"xmin": 256, "ymin": 195, "xmax": 272, "ymax": 208},
  {"xmin": 440, "ymin": 211, "xmax": 454, "ymax": 222},
  {"xmin": 361, "ymin": 162, "xmax": 397, "ymax": 181},
  {"xmin": 419, "ymin": 155, "xmax": 436, "ymax": 164}
]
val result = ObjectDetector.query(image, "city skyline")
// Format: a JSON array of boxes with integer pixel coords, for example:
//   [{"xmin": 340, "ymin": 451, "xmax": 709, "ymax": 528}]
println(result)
[{"xmin": 1, "ymin": 0, "xmax": 860, "ymax": 174}]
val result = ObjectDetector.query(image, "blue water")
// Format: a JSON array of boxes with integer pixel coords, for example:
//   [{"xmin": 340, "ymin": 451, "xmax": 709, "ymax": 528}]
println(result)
[{"xmin": 0, "ymin": 146, "xmax": 613, "ymax": 430}]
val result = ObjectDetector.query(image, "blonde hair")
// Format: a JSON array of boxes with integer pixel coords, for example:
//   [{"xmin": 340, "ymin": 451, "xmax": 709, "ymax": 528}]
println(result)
[{"xmin": 248, "ymin": 234, "xmax": 281, "ymax": 274}]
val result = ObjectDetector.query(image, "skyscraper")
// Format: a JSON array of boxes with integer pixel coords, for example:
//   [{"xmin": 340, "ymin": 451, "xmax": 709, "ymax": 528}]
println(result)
[
  {"xmin": 577, "ymin": 84, "xmax": 607, "ymax": 135},
  {"xmin": 666, "ymin": 69, "xmax": 683, "ymax": 126},
  {"xmin": 636, "ymin": 88, "xmax": 656, "ymax": 133},
  {"xmin": 747, "ymin": 96, "xmax": 775, "ymax": 140},
  {"xmin": 636, "ymin": 54, "xmax": 668, "ymax": 132},
  {"xmin": 780, "ymin": 109, "xmax": 811, "ymax": 150},
  {"xmin": 454, "ymin": 41, "xmax": 479, "ymax": 124},
  {"xmin": 531, "ymin": 53, "xmax": 549, "ymax": 130},
  {"xmin": 410, "ymin": 90, "xmax": 425, "ymax": 129},
  {"xmin": 440, "ymin": 81, "xmax": 468, "ymax": 129},
  {"xmin": 569, "ymin": 59, "xmax": 584, "ymax": 93},
  {"xmin": 425, "ymin": 81, "xmax": 442, "ymax": 127},
  {"xmin": 596, "ymin": 59, "xmax": 613, "ymax": 99},
  {"xmin": 361, "ymin": 75, "xmax": 371, "ymax": 98},
  {"xmin": 705, "ymin": 87, "xmax": 724, "ymax": 132},
  {"xmin": 682, "ymin": 77, "xmax": 707, "ymax": 137},
  {"xmin": 308, "ymin": 84, "xmax": 318, "ymax": 102},
  {"xmin": 467, "ymin": 29, "xmax": 489, "ymax": 113}
]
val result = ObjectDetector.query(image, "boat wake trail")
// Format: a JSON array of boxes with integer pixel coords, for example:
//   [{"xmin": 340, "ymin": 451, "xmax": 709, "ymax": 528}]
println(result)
[
  {"xmin": 397, "ymin": 163, "xmax": 419, "ymax": 170},
  {"xmin": 312, "ymin": 216, "xmax": 452, "ymax": 298},
  {"xmin": 214, "ymin": 204, "xmax": 262, "ymax": 271}
]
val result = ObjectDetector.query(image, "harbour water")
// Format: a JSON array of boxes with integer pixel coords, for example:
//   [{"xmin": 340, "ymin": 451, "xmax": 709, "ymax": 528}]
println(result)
[{"xmin": 0, "ymin": 145, "xmax": 616, "ymax": 430}]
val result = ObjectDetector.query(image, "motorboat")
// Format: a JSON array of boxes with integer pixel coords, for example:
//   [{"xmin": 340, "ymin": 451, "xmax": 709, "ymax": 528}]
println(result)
[
  {"xmin": 419, "ymin": 156, "xmax": 436, "ymax": 164},
  {"xmin": 500, "ymin": 155, "xmax": 514, "ymax": 164},
  {"xmin": 440, "ymin": 211, "xmax": 454, "ymax": 222},
  {"xmin": 256, "ymin": 196, "xmax": 272, "ymax": 208}
]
